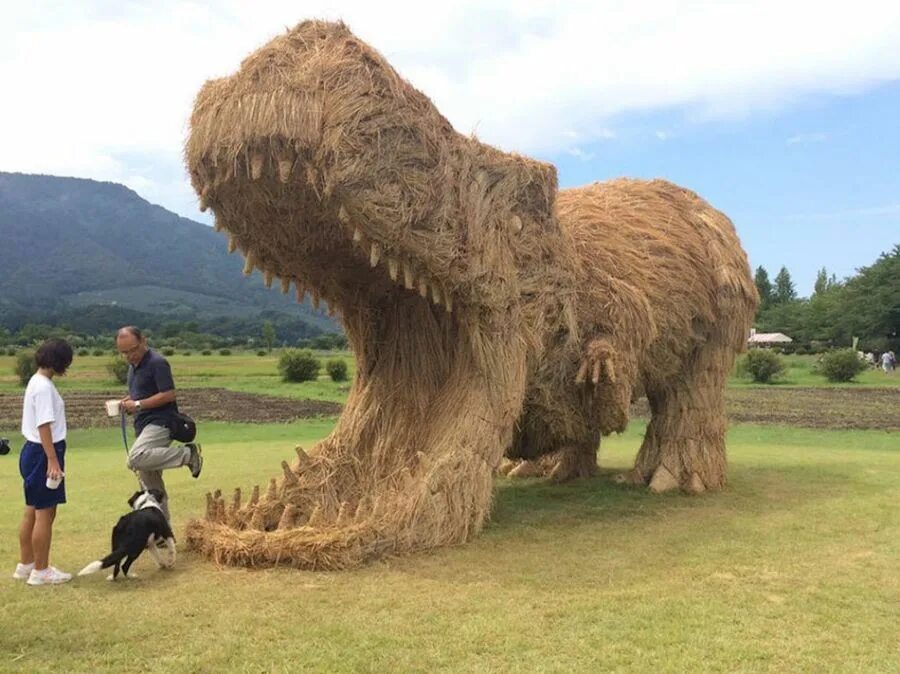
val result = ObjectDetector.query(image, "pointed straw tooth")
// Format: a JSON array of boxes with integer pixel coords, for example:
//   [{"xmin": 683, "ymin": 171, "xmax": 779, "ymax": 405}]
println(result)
[
  {"xmin": 231, "ymin": 488, "xmax": 242, "ymax": 511},
  {"xmin": 249, "ymin": 485, "xmax": 260, "ymax": 507},
  {"xmin": 352, "ymin": 227, "xmax": 363, "ymax": 244},
  {"xmin": 213, "ymin": 489, "xmax": 222, "ymax": 500},
  {"xmin": 400, "ymin": 466, "xmax": 414, "ymax": 489},
  {"xmin": 403, "ymin": 263, "xmax": 415, "ymax": 289},
  {"xmin": 355, "ymin": 496, "xmax": 371, "ymax": 521},
  {"xmin": 280, "ymin": 277, "xmax": 291, "ymax": 294},
  {"xmin": 277, "ymin": 504, "xmax": 299, "ymax": 530},
  {"xmin": 372, "ymin": 494, "xmax": 386, "ymax": 518},
  {"xmin": 212, "ymin": 217, "xmax": 222, "ymax": 232},
  {"xmin": 277, "ymin": 159, "xmax": 293, "ymax": 183},
  {"xmin": 281, "ymin": 460, "xmax": 298, "ymax": 485},
  {"xmin": 307, "ymin": 504, "xmax": 324, "ymax": 527},
  {"xmin": 249, "ymin": 509, "xmax": 266, "ymax": 530},
  {"xmin": 444, "ymin": 290, "xmax": 453, "ymax": 313},
  {"xmin": 227, "ymin": 236, "xmax": 237, "ymax": 254},
  {"xmin": 388, "ymin": 258, "xmax": 399, "ymax": 281},
  {"xmin": 295, "ymin": 282, "xmax": 306, "ymax": 304},
  {"xmin": 242, "ymin": 254, "xmax": 255, "ymax": 276},
  {"xmin": 263, "ymin": 270, "xmax": 274, "ymax": 289},
  {"xmin": 266, "ymin": 478, "xmax": 277, "ymax": 500},
  {"xmin": 327, "ymin": 305, "xmax": 336, "ymax": 317},
  {"xmin": 336, "ymin": 501, "xmax": 352, "ymax": 526},
  {"xmin": 215, "ymin": 499, "xmax": 226, "ymax": 523},
  {"xmin": 369, "ymin": 242, "xmax": 381, "ymax": 267},
  {"xmin": 199, "ymin": 186, "xmax": 210, "ymax": 213},
  {"xmin": 431, "ymin": 283, "xmax": 443, "ymax": 306},
  {"xmin": 338, "ymin": 205, "xmax": 351, "ymax": 224},
  {"xmin": 294, "ymin": 446, "xmax": 311, "ymax": 468},
  {"xmin": 418, "ymin": 277, "xmax": 428, "ymax": 298},
  {"xmin": 250, "ymin": 153, "xmax": 264, "ymax": 180},
  {"xmin": 311, "ymin": 291, "xmax": 320, "ymax": 310},
  {"xmin": 205, "ymin": 492, "xmax": 214, "ymax": 520},
  {"xmin": 416, "ymin": 451, "xmax": 430, "ymax": 472}
]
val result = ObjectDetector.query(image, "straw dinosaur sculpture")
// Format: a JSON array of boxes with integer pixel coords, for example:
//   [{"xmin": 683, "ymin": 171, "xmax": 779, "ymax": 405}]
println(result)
[{"xmin": 184, "ymin": 20, "xmax": 758, "ymax": 569}]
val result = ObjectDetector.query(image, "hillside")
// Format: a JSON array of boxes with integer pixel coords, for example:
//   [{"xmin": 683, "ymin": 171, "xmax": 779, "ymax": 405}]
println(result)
[{"xmin": 0, "ymin": 172, "xmax": 335, "ymax": 336}]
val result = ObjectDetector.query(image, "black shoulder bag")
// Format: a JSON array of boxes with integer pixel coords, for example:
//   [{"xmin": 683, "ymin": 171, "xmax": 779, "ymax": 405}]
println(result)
[{"xmin": 169, "ymin": 412, "xmax": 197, "ymax": 443}]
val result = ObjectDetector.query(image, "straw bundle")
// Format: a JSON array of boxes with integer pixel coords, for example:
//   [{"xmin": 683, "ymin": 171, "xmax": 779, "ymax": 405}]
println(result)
[{"xmin": 184, "ymin": 20, "xmax": 756, "ymax": 569}]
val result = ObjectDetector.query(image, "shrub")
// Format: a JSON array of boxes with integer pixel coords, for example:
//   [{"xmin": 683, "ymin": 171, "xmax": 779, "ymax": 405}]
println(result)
[
  {"xmin": 325, "ymin": 358, "xmax": 348, "ymax": 382},
  {"xmin": 182, "ymin": 351, "xmax": 192, "ymax": 357},
  {"xmin": 257, "ymin": 350, "xmax": 267, "ymax": 357},
  {"xmin": 278, "ymin": 349, "xmax": 320, "ymax": 382},
  {"xmin": 202, "ymin": 350, "xmax": 212, "ymax": 356},
  {"xmin": 92, "ymin": 349, "xmax": 105, "ymax": 357},
  {"xmin": 78, "ymin": 349, "xmax": 90, "ymax": 357},
  {"xmin": 6, "ymin": 348, "xmax": 17, "ymax": 356},
  {"xmin": 740, "ymin": 349, "xmax": 785, "ymax": 384},
  {"xmin": 14, "ymin": 351, "xmax": 37, "ymax": 386},
  {"xmin": 816, "ymin": 349, "xmax": 867, "ymax": 383},
  {"xmin": 162, "ymin": 348, "xmax": 175, "ymax": 356},
  {"xmin": 107, "ymin": 357, "xmax": 129, "ymax": 384},
  {"xmin": 219, "ymin": 349, "xmax": 231, "ymax": 356}
]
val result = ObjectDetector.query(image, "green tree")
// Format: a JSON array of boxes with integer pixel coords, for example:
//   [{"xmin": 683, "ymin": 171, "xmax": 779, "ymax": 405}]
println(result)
[
  {"xmin": 261, "ymin": 320, "xmax": 276, "ymax": 353},
  {"xmin": 773, "ymin": 266, "xmax": 796, "ymax": 305},
  {"xmin": 754, "ymin": 266, "xmax": 773, "ymax": 310}
]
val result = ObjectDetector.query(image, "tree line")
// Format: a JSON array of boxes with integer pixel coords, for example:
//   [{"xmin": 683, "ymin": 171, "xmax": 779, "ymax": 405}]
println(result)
[{"xmin": 753, "ymin": 245, "xmax": 898, "ymax": 353}]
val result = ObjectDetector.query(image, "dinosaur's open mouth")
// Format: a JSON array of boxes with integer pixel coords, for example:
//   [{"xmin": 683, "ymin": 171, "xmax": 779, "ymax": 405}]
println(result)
[{"xmin": 200, "ymin": 142, "xmax": 458, "ymax": 321}]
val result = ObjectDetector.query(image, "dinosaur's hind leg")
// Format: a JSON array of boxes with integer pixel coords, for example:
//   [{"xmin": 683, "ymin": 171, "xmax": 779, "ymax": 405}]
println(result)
[{"xmin": 626, "ymin": 343, "xmax": 731, "ymax": 493}]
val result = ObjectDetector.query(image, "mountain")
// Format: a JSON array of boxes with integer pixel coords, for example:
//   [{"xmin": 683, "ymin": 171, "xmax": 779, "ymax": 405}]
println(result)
[{"xmin": 0, "ymin": 172, "xmax": 336, "ymax": 337}]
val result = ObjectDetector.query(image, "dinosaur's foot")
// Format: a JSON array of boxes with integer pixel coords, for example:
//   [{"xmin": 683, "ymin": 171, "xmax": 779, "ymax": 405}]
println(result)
[
  {"xmin": 501, "ymin": 445, "xmax": 597, "ymax": 483},
  {"xmin": 185, "ymin": 443, "xmax": 496, "ymax": 569},
  {"xmin": 615, "ymin": 463, "xmax": 712, "ymax": 494}
]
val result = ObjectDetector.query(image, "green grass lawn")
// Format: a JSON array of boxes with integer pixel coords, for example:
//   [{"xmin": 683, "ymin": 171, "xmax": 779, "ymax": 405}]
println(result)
[
  {"xmin": 1, "ymin": 420, "xmax": 897, "ymax": 672},
  {"xmin": 0, "ymin": 351, "xmax": 355, "ymax": 402},
  {"xmin": 729, "ymin": 353, "xmax": 900, "ymax": 388}
]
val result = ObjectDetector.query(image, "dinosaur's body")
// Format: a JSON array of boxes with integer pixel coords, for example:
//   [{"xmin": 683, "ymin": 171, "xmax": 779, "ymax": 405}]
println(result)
[{"xmin": 184, "ymin": 21, "xmax": 757, "ymax": 569}]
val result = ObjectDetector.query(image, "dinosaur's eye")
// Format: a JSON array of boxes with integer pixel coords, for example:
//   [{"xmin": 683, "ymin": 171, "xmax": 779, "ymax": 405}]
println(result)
[{"xmin": 510, "ymin": 215, "xmax": 523, "ymax": 235}]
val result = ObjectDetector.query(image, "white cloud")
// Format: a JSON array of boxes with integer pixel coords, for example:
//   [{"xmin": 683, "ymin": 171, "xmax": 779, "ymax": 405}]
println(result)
[
  {"xmin": 2, "ymin": 0, "xmax": 900, "ymax": 218},
  {"xmin": 655, "ymin": 131, "xmax": 669, "ymax": 141},
  {"xmin": 787, "ymin": 132, "xmax": 829, "ymax": 145}
]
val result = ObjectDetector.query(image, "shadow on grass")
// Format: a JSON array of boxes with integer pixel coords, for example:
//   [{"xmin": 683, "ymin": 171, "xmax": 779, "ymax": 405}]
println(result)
[{"xmin": 486, "ymin": 459, "xmax": 874, "ymax": 535}]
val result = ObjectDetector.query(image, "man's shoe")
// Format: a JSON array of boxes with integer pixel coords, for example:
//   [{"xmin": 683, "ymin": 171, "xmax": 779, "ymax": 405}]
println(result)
[
  {"xmin": 12, "ymin": 562, "xmax": 34, "ymax": 580},
  {"xmin": 26, "ymin": 566, "xmax": 72, "ymax": 586},
  {"xmin": 186, "ymin": 443, "xmax": 203, "ymax": 479}
]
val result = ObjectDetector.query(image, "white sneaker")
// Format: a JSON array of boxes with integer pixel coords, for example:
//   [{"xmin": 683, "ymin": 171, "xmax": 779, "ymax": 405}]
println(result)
[
  {"xmin": 12, "ymin": 562, "xmax": 35, "ymax": 580},
  {"xmin": 26, "ymin": 566, "xmax": 72, "ymax": 586}
]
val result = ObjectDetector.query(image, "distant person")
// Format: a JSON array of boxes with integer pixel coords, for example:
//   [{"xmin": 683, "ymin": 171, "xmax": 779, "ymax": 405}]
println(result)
[
  {"xmin": 14, "ymin": 338, "xmax": 74, "ymax": 586},
  {"xmin": 116, "ymin": 326, "xmax": 202, "ymax": 520},
  {"xmin": 882, "ymin": 351, "xmax": 896, "ymax": 374}
]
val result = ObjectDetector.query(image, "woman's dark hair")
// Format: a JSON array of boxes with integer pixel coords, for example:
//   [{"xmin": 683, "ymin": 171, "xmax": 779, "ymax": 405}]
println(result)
[{"xmin": 35, "ymin": 338, "xmax": 74, "ymax": 375}]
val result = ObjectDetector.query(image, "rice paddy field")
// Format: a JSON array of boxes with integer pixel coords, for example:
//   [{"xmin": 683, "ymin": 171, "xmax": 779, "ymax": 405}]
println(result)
[{"xmin": 0, "ymin": 352, "xmax": 897, "ymax": 672}]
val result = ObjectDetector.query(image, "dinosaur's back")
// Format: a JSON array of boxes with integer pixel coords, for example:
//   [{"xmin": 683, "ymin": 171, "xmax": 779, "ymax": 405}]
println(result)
[{"xmin": 557, "ymin": 178, "xmax": 758, "ymax": 386}]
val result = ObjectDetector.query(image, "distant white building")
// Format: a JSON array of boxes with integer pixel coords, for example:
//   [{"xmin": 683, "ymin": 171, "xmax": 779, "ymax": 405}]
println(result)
[{"xmin": 748, "ymin": 329, "xmax": 793, "ymax": 346}]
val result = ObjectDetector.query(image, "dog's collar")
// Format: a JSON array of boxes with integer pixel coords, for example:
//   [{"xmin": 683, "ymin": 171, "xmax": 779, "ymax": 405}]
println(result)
[{"xmin": 132, "ymin": 494, "xmax": 163, "ymax": 512}]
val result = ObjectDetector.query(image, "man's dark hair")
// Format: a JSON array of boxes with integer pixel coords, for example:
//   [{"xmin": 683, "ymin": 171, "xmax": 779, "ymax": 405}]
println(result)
[
  {"xmin": 35, "ymin": 338, "xmax": 74, "ymax": 375},
  {"xmin": 118, "ymin": 326, "xmax": 143, "ymax": 340}
]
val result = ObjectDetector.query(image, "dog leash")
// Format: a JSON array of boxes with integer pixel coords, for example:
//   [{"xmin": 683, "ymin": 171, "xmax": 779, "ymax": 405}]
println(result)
[{"xmin": 119, "ymin": 410, "xmax": 146, "ymax": 490}]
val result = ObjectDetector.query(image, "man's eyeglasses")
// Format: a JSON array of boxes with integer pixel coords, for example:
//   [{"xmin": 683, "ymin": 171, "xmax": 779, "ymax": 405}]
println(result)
[{"xmin": 119, "ymin": 345, "xmax": 142, "ymax": 358}]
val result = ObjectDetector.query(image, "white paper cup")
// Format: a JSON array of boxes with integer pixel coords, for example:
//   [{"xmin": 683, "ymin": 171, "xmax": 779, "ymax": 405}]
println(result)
[
  {"xmin": 46, "ymin": 474, "xmax": 63, "ymax": 489},
  {"xmin": 105, "ymin": 400, "xmax": 121, "ymax": 417}
]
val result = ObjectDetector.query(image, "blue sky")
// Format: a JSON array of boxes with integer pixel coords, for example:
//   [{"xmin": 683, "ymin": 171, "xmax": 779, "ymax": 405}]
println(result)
[
  {"xmin": 1, "ymin": 1, "xmax": 898, "ymax": 296},
  {"xmin": 545, "ymin": 82, "xmax": 900, "ymax": 295}
]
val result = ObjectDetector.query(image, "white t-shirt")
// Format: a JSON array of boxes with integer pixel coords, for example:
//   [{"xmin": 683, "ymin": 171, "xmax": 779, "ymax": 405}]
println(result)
[{"xmin": 21, "ymin": 373, "xmax": 67, "ymax": 444}]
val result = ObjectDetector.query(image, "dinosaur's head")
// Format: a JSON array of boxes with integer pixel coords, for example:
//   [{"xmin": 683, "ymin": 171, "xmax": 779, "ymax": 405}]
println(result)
[{"xmin": 189, "ymin": 20, "xmax": 573, "ymax": 319}]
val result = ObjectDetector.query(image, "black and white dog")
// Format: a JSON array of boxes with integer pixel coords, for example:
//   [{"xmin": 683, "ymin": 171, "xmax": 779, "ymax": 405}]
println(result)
[{"xmin": 79, "ymin": 489, "xmax": 176, "ymax": 580}]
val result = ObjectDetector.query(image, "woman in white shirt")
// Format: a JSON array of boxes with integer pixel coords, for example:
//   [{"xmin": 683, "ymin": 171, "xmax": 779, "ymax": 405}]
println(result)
[{"xmin": 13, "ymin": 339, "xmax": 74, "ymax": 586}]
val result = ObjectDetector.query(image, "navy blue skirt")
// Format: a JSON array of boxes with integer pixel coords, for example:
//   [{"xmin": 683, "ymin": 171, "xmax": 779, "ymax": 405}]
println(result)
[{"xmin": 20, "ymin": 440, "xmax": 67, "ymax": 509}]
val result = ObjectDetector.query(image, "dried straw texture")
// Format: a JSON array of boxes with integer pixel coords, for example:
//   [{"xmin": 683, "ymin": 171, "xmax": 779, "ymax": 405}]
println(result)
[
  {"xmin": 184, "ymin": 20, "xmax": 756, "ymax": 569},
  {"xmin": 507, "ymin": 179, "xmax": 759, "ymax": 492}
]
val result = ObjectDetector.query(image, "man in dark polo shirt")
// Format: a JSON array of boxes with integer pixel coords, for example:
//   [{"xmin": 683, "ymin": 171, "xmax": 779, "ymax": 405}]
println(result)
[{"xmin": 116, "ymin": 326, "xmax": 202, "ymax": 520}]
